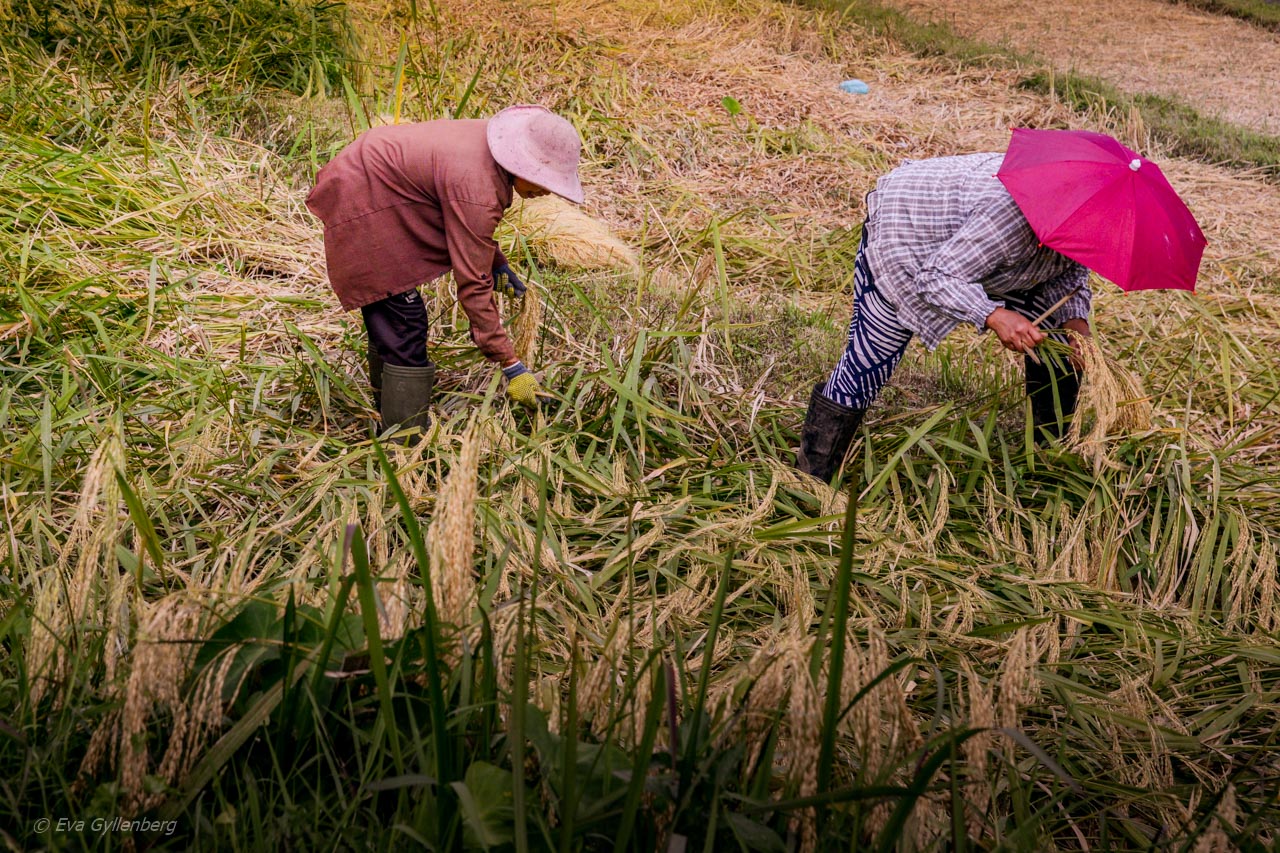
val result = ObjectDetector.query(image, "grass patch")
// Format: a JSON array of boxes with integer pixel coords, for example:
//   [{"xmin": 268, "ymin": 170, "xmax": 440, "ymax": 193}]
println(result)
[
  {"xmin": 1020, "ymin": 71, "xmax": 1280, "ymax": 175},
  {"xmin": 814, "ymin": 0, "xmax": 1018, "ymax": 65},
  {"xmin": 1166, "ymin": 0, "xmax": 1280, "ymax": 30}
]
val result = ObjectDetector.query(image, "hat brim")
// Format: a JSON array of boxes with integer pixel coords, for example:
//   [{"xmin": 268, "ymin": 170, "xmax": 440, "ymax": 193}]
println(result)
[{"xmin": 487, "ymin": 106, "xmax": 585, "ymax": 205}]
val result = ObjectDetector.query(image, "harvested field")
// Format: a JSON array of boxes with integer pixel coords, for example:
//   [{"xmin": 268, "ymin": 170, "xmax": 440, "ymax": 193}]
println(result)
[
  {"xmin": 889, "ymin": 0, "xmax": 1280, "ymax": 135},
  {"xmin": 2, "ymin": 0, "xmax": 1279, "ymax": 848}
]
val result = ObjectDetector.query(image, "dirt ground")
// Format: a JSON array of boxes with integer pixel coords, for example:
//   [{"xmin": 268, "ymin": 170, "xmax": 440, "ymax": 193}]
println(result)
[{"xmin": 891, "ymin": 0, "xmax": 1280, "ymax": 136}]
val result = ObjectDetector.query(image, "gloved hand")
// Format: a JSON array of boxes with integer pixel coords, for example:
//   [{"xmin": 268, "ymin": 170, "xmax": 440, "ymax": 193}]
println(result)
[
  {"xmin": 492, "ymin": 261, "xmax": 526, "ymax": 299},
  {"xmin": 502, "ymin": 361, "xmax": 551, "ymax": 410}
]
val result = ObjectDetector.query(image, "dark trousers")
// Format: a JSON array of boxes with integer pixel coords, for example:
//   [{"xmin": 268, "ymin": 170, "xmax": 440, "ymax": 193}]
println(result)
[
  {"xmin": 1002, "ymin": 290, "xmax": 1082, "ymax": 436},
  {"xmin": 361, "ymin": 289, "xmax": 430, "ymax": 367}
]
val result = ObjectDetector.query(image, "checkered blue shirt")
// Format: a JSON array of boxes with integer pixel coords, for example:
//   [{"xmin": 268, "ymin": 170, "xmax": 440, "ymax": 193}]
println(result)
[{"xmin": 864, "ymin": 153, "xmax": 1091, "ymax": 350}]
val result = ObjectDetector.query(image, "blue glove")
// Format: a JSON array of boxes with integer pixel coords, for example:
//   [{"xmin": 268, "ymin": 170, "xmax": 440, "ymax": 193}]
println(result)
[{"xmin": 492, "ymin": 261, "xmax": 526, "ymax": 299}]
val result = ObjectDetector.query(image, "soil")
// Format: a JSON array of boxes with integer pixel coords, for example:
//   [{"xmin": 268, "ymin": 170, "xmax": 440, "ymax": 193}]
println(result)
[{"xmin": 889, "ymin": 0, "xmax": 1280, "ymax": 135}]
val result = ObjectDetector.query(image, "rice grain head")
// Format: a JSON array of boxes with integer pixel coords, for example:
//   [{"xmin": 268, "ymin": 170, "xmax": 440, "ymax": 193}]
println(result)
[
  {"xmin": 782, "ymin": 555, "xmax": 817, "ymax": 632},
  {"xmin": 782, "ymin": 640, "xmax": 821, "ymax": 852},
  {"xmin": 996, "ymin": 627, "xmax": 1039, "ymax": 730},
  {"xmin": 119, "ymin": 595, "xmax": 204, "ymax": 812},
  {"xmin": 839, "ymin": 628, "xmax": 918, "ymax": 837},
  {"xmin": 961, "ymin": 661, "xmax": 996, "ymax": 839},
  {"xmin": 1068, "ymin": 333, "xmax": 1154, "ymax": 468},
  {"xmin": 149, "ymin": 647, "xmax": 237, "ymax": 811},
  {"xmin": 579, "ymin": 615, "xmax": 632, "ymax": 735},
  {"xmin": 737, "ymin": 645, "xmax": 790, "ymax": 777},
  {"xmin": 1108, "ymin": 677, "xmax": 1176, "ymax": 793},
  {"xmin": 488, "ymin": 604, "xmax": 523, "ymax": 702},
  {"xmin": 380, "ymin": 551, "xmax": 424, "ymax": 638},
  {"xmin": 77, "ymin": 709, "xmax": 121, "ymax": 787},
  {"xmin": 427, "ymin": 418, "xmax": 484, "ymax": 631},
  {"xmin": 1193, "ymin": 784, "xmax": 1241, "ymax": 853},
  {"xmin": 29, "ymin": 429, "xmax": 125, "ymax": 705},
  {"xmin": 1227, "ymin": 514, "xmax": 1279, "ymax": 633},
  {"xmin": 1255, "ymin": 541, "xmax": 1278, "ymax": 633},
  {"xmin": 511, "ymin": 278, "xmax": 543, "ymax": 364}
]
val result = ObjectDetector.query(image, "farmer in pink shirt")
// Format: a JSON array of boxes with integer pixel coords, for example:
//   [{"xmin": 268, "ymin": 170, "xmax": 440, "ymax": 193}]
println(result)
[{"xmin": 306, "ymin": 105, "xmax": 584, "ymax": 437}]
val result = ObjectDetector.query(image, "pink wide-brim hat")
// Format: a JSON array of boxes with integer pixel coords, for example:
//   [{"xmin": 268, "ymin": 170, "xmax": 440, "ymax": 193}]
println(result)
[{"xmin": 487, "ymin": 105, "xmax": 585, "ymax": 205}]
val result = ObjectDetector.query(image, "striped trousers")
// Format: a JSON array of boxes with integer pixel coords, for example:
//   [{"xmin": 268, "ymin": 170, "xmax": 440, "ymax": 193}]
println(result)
[{"xmin": 822, "ymin": 227, "xmax": 1069, "ymax": 410}]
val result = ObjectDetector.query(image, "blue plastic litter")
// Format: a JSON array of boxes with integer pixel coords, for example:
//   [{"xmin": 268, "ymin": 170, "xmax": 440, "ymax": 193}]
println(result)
[{"xmin": 839, "ymin": 79, "xmax": 870, "ymax": 95}]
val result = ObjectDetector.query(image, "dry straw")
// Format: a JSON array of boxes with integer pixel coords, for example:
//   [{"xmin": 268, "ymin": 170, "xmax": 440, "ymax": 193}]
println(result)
[
  {"xmin": 507, "ymin": 196, "xmax": 640, "ymax": 274},
  {"xmin": 9, "ymin": 0, "xmax": 1280, "ymax": 840}
]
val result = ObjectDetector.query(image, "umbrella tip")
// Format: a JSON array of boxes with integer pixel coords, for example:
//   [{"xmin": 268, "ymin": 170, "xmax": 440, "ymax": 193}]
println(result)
[{"xmin": 1129, "ymin": 159, "xmax": 1142, "ymax": 171}]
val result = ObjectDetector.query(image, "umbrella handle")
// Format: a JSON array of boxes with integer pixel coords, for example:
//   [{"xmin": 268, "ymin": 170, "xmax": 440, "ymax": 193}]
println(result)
[{"xmin": 1030, "ymin": 284, "xmax": 1085, "ymax": 328}]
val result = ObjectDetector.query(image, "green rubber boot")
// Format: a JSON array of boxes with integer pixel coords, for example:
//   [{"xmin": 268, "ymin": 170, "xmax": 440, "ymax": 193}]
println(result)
[{"xmin": 380, "ymin": 363, "xmax": 435, "ymax": 442}]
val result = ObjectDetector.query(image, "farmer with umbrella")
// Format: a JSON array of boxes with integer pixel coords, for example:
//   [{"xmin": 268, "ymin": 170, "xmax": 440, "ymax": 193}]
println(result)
[
  {"xmin": 306, "ymin": 105, "xmax": 584, "ymax": 437},
  {"xmin": 796, "ymin": 128, "xmax": 1206, "ymax": 482}
]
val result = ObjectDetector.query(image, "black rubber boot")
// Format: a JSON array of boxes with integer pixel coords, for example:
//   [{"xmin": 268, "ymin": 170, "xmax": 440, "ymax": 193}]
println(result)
[
  {"xmin": 368, "ymin": 347, "xmax": 384, "ymax": 412},
  {"xmin": 795, "ymin": 383, "xmax": 866, "ymax": 483},
  {"xmin": 380, "ymin": 363, "xmax": 435, "ymax": 442},
  {"xmin": 1025, "ymin": 354, "xmax": 1080, "ymax": 442}
]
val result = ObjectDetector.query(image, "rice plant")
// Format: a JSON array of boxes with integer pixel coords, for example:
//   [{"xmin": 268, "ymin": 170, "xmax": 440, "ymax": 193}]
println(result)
[{"xmin": 2, "ymin": 0, "xmax": 1278, "ymax": 849}]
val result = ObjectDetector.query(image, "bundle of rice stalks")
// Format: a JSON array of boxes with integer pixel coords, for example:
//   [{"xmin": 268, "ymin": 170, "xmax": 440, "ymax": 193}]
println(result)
[
  {"xmin": 510, "ymin": 278, "xmax": 544, "ymax": 364},
  {"xmin": 1067, "ymin": 332, "xmax": 1155, "ymax": 466},
  {"xmin": 507, "ymin": 196, "xmax": 640, "ymax": 274}
]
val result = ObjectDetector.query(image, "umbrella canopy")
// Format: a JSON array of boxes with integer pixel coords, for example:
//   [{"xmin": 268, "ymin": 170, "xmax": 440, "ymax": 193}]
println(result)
[{"xmin": 996, "ymin": 128, "xmax": 1207, "ymax": 292}]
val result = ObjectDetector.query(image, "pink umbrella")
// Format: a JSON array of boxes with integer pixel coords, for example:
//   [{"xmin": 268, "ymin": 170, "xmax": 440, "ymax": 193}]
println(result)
[{"xmin": 996, "ymin": 128, "xmax": 1207, "ymax": 295}]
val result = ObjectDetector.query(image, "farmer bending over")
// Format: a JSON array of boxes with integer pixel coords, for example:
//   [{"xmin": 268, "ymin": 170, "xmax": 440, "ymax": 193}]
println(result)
[
  {"xmin": 796, "ymin": 151, "xmax": 1091, "ymax": 481},
  {"xmin": 306, "ymin": 105, "xmax": 584, "ymax": 437}
]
